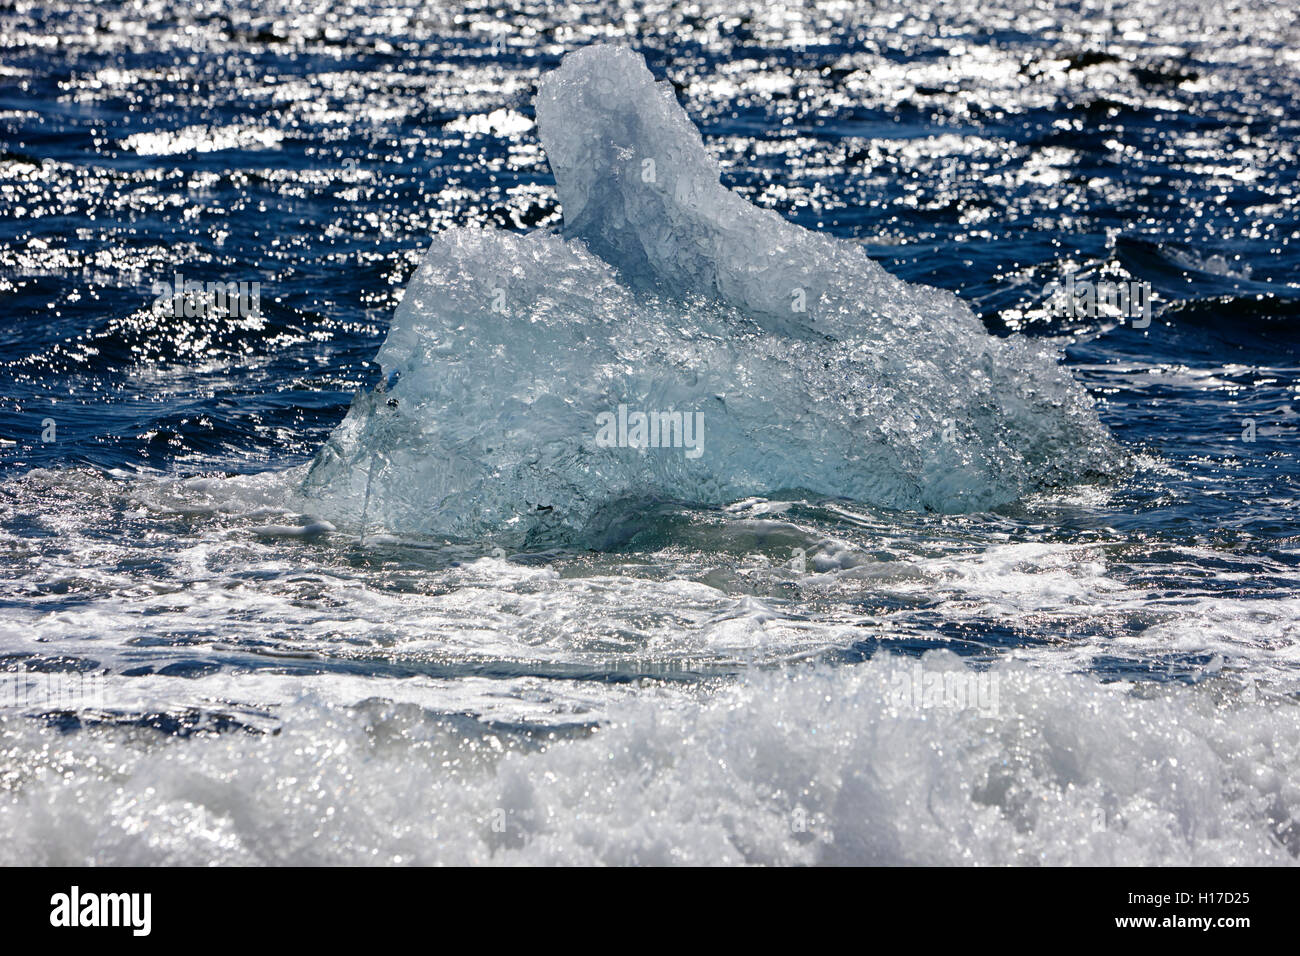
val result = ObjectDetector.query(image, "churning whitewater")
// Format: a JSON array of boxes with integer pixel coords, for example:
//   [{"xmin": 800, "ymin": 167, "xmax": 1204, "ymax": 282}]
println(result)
[{"xmin": 3, "ymin": 0, "xmax": 1299, "ymax": 867}]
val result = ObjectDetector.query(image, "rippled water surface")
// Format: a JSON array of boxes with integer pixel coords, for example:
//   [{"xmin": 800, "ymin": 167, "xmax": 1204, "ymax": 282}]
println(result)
[{"xmin": 1, "ymin": 0, "xmax": 1299, "ymax": 864}]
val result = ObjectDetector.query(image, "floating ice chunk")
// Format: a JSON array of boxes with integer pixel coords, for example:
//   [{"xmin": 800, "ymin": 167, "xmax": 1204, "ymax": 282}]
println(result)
[{"xmin": 302, "ymin": 46, "xmax": 1121, "ymax": 544}]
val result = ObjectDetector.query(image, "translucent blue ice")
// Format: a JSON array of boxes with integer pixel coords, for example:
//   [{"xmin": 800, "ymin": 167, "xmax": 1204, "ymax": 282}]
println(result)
[{"xmin": 303, "ymin": 46, "xmax": 1121, "ymax": 543}]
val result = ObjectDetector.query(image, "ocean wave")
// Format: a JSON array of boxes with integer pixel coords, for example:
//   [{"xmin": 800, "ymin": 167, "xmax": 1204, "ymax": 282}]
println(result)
[{"xmin": 2, "ymin": 654, "xmax": 1295, "ymax": 865}]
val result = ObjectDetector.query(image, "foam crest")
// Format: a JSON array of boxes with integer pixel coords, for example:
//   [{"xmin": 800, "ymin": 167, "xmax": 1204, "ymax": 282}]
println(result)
[{"xmin": 2, "ymin": 656, "xmax": 1294, "ymax": 865}]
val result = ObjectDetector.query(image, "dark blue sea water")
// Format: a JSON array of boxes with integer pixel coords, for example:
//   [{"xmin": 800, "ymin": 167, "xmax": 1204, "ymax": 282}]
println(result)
[{"xmin": 0, "ymin": 0, "xmax": 1298, "ymax": 865}]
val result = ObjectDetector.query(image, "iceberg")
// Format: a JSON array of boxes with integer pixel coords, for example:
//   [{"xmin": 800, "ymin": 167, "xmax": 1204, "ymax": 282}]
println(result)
[{"xmin": 302, "ymin": 45, "xmax": 1120, "ymax": 544}]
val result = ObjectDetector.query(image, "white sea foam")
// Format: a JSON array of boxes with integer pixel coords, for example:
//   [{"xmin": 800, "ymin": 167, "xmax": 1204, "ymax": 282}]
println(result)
[
  {"xmin": 1, "ymin": 654, "xmax": 1295, "ymax": 866},
  {"xmin": 2, "ymin": 464, "xmax": 1298, "ymax": 864}
]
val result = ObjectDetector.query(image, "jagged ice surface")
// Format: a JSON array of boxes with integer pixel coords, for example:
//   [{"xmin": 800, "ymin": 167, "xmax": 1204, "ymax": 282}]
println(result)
[{"xmin": 301, "ymin": 45, "xmax": 1120, "ymax": 542}]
